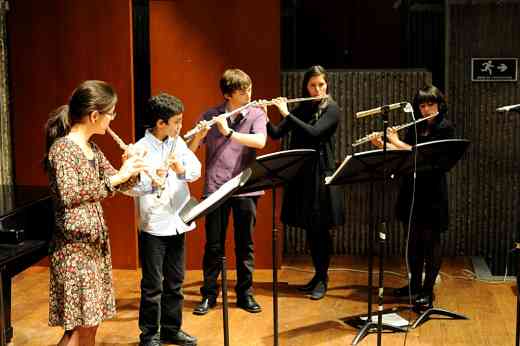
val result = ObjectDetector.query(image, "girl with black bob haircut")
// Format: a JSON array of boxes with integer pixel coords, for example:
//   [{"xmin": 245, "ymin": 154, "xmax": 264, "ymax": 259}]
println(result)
[{"xmin": 371, "ymin": 84, "xmax": 455, "ymax": 310}]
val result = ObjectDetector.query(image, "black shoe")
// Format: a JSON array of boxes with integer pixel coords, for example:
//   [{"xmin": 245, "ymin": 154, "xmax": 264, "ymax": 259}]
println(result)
[
  {"xmin": 310, "ymin": 281, "xmax": 327, "ymax": 300},
  {"xmin": 393, "ymin": 285, "xmax": 420, "ymax": 297},
  {"xmin": 139, "ymin": 341, "xmax": 161, "ymax": 346},
  {"xmin": 193, "ymin": 296, "xmax": 217, "ymax": 316},
  {"xmin": 237, "ymin": 295, "xmax": 262, "ymax": 313},
  {"xmin": 161, "ymin": 330, "xmax": 197, "ymax": 346},
  {"xmin": 297, "ymin": 275, "xmax": 320, "ymax": 292},
  {"xmin": 139, "ymin": 334, "xmax": 161, "ymax": 346},
  {"xmin": 414, "ymin": 291, "xmax": 435, "ymax": 309}
]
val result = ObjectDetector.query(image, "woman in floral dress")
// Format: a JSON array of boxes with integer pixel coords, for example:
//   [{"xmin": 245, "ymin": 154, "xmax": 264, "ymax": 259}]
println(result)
[{"xmin": 43, "ymin": 80, "xmax": 145, "ymax": 346}]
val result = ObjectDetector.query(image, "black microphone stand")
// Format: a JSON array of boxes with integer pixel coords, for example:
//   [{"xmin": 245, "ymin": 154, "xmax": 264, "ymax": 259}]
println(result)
[{"xmin": 351, "ymin": 107, "xmax": 406, "ymax": 346}]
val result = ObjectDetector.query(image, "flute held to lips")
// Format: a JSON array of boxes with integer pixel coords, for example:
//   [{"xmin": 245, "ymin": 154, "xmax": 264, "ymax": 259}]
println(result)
[
  {"xmin": 352, "ymin": 112, "xmax": 438, "ymax": 147},
  {"xmin": 106, "ymin": 127, "xmax": 165, "ymax": 188},
  {"xmin": 183, "ymin": 94, "xmax": 329, "ymax": 141}
]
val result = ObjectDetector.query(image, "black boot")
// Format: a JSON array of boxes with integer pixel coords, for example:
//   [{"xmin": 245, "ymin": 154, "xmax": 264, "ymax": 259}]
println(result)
[
  {"xmin": 414, "ymin": 291, "xmax": 435, "ymax": 310},
  {"xmin": 297, "ymin": 275, "xmax": 320, "ymax": 292},
  {"xmin": 393, "ymin": 284, "xmax": 420, "ymax": 297},
  {"xmin": 310, "ymin": 281, "xmax": 327, "ymax": 300}
]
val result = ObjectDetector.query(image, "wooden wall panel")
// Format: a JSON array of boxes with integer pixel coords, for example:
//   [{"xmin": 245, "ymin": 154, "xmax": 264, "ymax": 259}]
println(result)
[
  {"xmin": 149, "ymin": 0, "xmax": 280, "ymax": 269},
  {"xmin": 8, "ymin": 0, "xmax": 139, "ymax": 269},
  {"xmin": 282, "ymin": 69, "xmax": 432, "ymax": 257},
  {"xmin": 447, "ymin": 1, "xmax": 520, "ymax": 275}
]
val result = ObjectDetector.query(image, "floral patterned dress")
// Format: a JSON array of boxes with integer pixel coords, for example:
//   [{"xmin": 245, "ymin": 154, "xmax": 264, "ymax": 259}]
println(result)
[{"xmin": 47, "ymin": 137, "xmax": 135, "ymax": 330}]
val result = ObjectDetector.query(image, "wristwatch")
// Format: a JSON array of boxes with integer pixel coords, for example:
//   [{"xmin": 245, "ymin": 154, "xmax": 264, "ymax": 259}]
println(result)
[{"xmin": 225, "ymin": 129, "xmax": 234, "ymax": 139}]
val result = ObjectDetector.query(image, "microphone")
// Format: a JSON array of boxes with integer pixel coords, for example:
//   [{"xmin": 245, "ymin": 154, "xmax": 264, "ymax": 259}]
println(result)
[
  {"xmin": 356, "ymin": 102, "xmax": 408, "ymax": 119},
  {"xmin": 496, "ymin": 104, "xmax": 520, "ymax": 113}
]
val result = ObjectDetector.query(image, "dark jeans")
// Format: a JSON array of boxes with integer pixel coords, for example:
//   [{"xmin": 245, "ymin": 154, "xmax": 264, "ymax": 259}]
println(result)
[
  {"xmin": 200, "ymin": 196, "xmax": 258, "ymax": 299},
  {"xmin": 406, "ymin": 222, "xmax": 442, "ymax": 293},
  {"xmin": 139, "ymin": 231, "xmax": 185, "ymax": 342},
  {"xmin": 306, "ymin": 218, "xmax": 333, "ymax": 282}
]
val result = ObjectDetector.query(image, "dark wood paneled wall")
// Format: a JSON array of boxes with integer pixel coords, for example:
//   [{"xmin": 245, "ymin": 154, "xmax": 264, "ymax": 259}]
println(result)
[
  {"xmin": 8, "ymin": 0, "xmax": 139, "ymax": 269},
  {"xmin": 149, "ymin": 0, "xmax": 281, "ymax": 269},
  {"xmin": 283, "ymin": 1, "xmax": 520, "ymax": 276},
  {"xmin": 447, "ymin": 1, "xmax": 520, "ymax": 274},
  {"xmin": 282, "ymin": 70, "xmax": 432, "ymax": 256}
]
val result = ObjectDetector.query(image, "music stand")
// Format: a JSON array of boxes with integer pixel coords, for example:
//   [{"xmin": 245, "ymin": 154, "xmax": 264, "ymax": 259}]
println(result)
[
  {"xmin": 238, "ymin": 149, "xmax": 316, "ymax": 346},
  {"xmin": 403, "ymin": 139, "xmax": 470, "ymax": 329},
  {"xmin": 180, "ymin": 168, "xmax": 252, "ymax": 346},
  {"xmin": 180, "ymin": 149, "xmax": 316, "ymax": 346},
  {"xmin": 327, "ymin": 149, "xmax": 411, "ymax": 346}
]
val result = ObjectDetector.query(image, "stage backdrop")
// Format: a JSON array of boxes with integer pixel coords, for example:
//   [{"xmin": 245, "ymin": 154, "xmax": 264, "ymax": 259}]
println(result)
[
  {"xmin": 7, "ymin": 0, "xmax": 139, "ymax": 269},
  {"xmin": 281, "ymin": 69, "xmax": 433, "ymax": 257},
  {"xmin": 148, "ymin": 0, "xmax": 281, "ymax": 269},
  {"xmin": 282, "ymin": 1, "xmax": 520, "ymax": 278}
]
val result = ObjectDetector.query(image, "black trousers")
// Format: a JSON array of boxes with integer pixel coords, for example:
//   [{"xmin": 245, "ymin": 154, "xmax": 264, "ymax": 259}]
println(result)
[
  {"xmin": 139, "ymin": 231, "xmax": 185, "ymax": 342},
  {"xmin": 306, "ymin": 218, "xmax": 333, "ymax": 282},
  {"xmin": 200, "ymin": 196, "xmax": 258, "ymax": 299},
  {"xmin": 406, "ymin": 222, "xmax": 442, "ymax": 293}
]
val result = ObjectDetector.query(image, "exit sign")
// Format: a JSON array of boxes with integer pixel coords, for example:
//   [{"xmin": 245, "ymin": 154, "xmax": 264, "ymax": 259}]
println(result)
[{"xmin": 471, "ymin": 58, "xmax": 518, "ymax": 82}]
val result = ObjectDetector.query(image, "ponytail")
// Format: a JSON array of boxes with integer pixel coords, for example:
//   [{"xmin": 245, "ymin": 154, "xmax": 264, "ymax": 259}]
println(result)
[{"xmin": 43, "ymin": 105, "xmax": 70, "ymax": 172}]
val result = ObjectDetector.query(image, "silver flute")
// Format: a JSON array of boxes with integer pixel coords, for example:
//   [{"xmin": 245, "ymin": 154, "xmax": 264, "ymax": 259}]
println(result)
[
  {"xmin": 183, "ymin": 94, "xmax": 329, "ymax": 141},
  {"xmin": 155, "ymin": 136, "xmax": 178, "ymax": 199},
  {"xmin": 352, "ymin": 112, "xmax": 439, "ymax": 147}
]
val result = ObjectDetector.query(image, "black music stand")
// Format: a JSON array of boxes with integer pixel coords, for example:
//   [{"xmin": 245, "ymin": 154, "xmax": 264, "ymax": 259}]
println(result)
[
  {"xmin": 327, "ymin": 149, "xmax": 411, "ymax": 346},
  {"xmin": 328, "ymin": 139, "xmax": 471, "ymax": 343},
  {"xmin": 498, "ymin": 105, "xmax": 520, "ymax": 345},
  {"xmin": 180, "ymin": 168, "xmax": 252, "ymax": 346},
  {"xmin": 238, "ymin": 149, "xmax": 316, "ymax": 346},
  {"xmin": 180, "ymin": 149, "xmax": 316, "ymax": 346},
  {"xmin": 402, "ymin": 139, "xmax": 470, "ymax": 329}
]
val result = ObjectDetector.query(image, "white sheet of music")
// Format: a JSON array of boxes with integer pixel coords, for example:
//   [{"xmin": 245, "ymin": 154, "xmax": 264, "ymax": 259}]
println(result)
[{"xmin": 179, "ymin": 168, "xmax": 251, "ymax": 224}]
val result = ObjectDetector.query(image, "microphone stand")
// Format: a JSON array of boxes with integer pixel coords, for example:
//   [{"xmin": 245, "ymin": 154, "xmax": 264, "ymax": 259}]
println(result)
[
  {"xmin": 376, "ymin": 106, "xmax": 390, "ymax": 345},
  {"xmin": 351, "ymin": 106, "xmax": 406, "ymax": 346}
]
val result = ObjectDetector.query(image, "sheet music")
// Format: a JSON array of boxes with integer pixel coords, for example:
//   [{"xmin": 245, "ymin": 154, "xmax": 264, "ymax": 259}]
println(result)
[
  {"xmin": 179, "ymin": 168, "xmax": 251, "ymax": 224},
  {"xmin": 360, "ymin": 312, "xmax": 409, "ymax": 328},
  {"xmin": 325, "ymin": 148, "xmax": 410, "ymax": 185}
]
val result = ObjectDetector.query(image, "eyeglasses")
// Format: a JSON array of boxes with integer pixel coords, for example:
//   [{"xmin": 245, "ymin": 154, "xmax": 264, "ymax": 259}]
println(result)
[{"xmin": 104, "ymin": 111, "xmax": 117, "ymax": 120}]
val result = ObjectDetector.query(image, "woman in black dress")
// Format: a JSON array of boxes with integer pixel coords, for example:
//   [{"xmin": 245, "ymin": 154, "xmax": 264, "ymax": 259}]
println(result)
[
  {"xmin": 267, "ymin": 66, "xmax": 345, "ymax": 300},
  {"xmin": 371, "ymin": 84, "xmax": 455, "ymax": 309}
]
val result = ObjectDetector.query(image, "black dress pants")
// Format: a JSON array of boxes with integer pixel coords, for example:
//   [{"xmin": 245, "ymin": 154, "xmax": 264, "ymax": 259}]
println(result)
[
  {"xmin": 200, "ymin": 196, "xmax": 258, "ymax": 299},
  {"xmin": 406, "ymin": 222, "xmax": 442, "ymax": 293},
  {"xmin": 139, "ymin": 231, "xmax": 185, "ymax": 342}
]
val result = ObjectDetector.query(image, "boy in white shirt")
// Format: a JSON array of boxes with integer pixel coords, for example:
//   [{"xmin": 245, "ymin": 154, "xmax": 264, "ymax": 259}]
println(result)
[{"xmin": 131, "ymin": 93, "xmax": 200, "ymax": 346}]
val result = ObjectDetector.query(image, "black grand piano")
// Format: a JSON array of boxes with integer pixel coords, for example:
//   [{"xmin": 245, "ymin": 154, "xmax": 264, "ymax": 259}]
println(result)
[{"xmin": 0, "ymin": 185, "xmax": 53, "ymax": 345}]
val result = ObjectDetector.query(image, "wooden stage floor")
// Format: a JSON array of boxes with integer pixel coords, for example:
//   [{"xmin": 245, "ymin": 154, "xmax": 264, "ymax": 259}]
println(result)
[{"xmin": 9, "ymin": 256, "xmax": 516, "ymax": 345}]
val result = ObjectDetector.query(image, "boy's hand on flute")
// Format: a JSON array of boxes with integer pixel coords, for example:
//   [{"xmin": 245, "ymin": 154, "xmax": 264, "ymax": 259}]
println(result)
[{"xmin": 167, "ymin": 155, "xmax": 185, "ymax": 175}]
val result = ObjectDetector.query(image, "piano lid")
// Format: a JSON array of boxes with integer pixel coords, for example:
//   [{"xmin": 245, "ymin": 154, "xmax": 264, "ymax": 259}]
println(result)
[{"xmin": 0, "ymin": 185, "xmax": 51, "ymax": 219}]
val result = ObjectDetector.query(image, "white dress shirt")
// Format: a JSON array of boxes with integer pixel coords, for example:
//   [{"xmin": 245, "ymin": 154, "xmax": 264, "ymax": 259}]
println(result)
[{"xmin": 130, "ymin": 129, "xmax": 201, "ymax": 236}]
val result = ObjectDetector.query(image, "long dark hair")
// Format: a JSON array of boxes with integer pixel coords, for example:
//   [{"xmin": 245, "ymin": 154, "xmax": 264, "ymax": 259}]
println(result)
[
  {"xmin": 301, "ymin": 65, "xmax": 328, "ymax": 98},
  {"xmin": 43, "ymin": 80, "xmax": 117, "ymax": 171}
]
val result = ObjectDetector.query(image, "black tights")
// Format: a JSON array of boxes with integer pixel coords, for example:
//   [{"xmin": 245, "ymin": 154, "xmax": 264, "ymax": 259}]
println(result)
[
  {"xmin": 406, "ymin": 223, "xmax": 442, "ymax": 293},
  {"xmin": 306, "ymin": 221, "xmax": 333, "ymax": 282}
]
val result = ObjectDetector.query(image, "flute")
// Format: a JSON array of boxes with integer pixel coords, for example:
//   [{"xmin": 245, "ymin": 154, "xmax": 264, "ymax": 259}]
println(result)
[
  {"xmin": 183, "ymin": 94, "xmax": 329, "ymax": 141},
  {"xmin": 352, "ymin": 112, "xmax": 438, "ymax": 147},
  {"xmin": 155, "ymin": 136, "xmax": 179, "ymax": 199},
  {"xmin": 106, "ymin": 127, "xmax": 165, "ymax": 188}
]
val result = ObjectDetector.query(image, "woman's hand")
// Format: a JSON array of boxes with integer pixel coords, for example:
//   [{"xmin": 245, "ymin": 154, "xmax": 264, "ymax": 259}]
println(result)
[
  {"xmin": 111, "ymin": 155, "xmax": 147, "ymax": 186},
  {"xmin": 386, "ymin": 127, "xmax": 400, "ymax": 144},
  {"xmin": 271, "ymin": 97, "xmax": 289, "ymax": 117}
]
